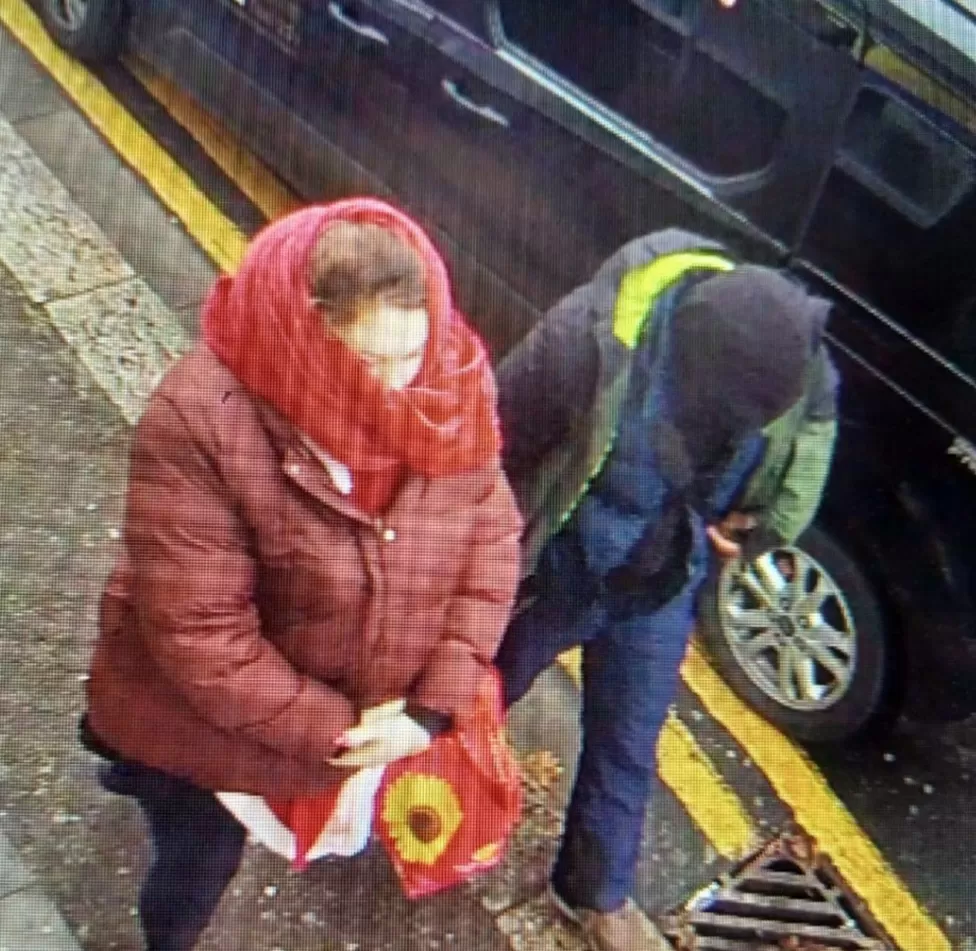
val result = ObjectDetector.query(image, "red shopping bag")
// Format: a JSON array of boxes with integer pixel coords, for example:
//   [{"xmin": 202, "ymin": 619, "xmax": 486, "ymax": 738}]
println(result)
[
  {"xmin": 374, "ymin": 672, "xmax": 522, "ymax": 898},
  {"xmin": 261, "ymin": 672, "xmax": 521, "ymax": 894}
]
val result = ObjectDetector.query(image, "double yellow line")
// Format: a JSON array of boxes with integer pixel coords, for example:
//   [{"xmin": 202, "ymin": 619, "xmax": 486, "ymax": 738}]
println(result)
[{"xmin": 0, "ymin": 4, "xmax": 949, "ymax": 948}]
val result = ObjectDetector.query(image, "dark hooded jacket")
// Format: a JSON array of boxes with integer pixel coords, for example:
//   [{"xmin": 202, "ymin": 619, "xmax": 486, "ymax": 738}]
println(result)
[{"xmin": 497, "ymin": 229, "xmax": 839, "ymax": 579}]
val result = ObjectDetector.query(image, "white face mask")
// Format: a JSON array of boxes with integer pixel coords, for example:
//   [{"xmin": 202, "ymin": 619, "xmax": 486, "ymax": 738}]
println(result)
[{"xmin": 332, "ymin": 303, "xmax": 430, "ymax": 391}]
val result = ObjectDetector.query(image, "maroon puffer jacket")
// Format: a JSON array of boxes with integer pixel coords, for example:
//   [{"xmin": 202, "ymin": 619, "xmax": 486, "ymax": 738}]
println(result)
[{"xmin": 87, "ymin": 346, "xmax": 522, "ymax": 797}]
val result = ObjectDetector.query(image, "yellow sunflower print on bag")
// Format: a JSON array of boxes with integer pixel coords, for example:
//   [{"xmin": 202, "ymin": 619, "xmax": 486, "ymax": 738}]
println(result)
[{"xmin": 381, "ymin": 772, "xmax": 463, "ymax": 866}]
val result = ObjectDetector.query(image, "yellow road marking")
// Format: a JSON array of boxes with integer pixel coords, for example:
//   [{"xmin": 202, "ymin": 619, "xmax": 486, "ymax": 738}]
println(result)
[
  {"xmin": 2, "ymin": 4, "xmax": 950, "ymax": 944},
  {"xmin": 682, "ymin": 640, "xmax": 951, "ymax": 951},
  {"xmin": 658, "ymin": 714, "xmax": 760, "ymax": 862},
  {"xmin": 1, "ymin": 0, "xmax": 247, "ymax": 274},
  {"xmin": 557, "ymin": 649, "xmax": 758, "ymax": 862},
  {"xmin": 123, "ymin": 56, "xmax": 299, "ymax": 222}
]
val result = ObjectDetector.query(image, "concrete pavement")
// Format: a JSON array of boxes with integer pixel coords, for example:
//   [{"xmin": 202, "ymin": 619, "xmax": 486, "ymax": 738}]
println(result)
[
  {"xmin": 0, "ymin": 87, "xmax": 170, "ymax": 951},
  {"xmin": 0, "ymin": 833, "xmax": 82, "ymax": 951}
]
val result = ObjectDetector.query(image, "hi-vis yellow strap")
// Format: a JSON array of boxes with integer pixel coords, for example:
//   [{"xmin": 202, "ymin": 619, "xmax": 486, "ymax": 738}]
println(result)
[{"xmin": 612, "ymin": 252, "xmax": 735, "ymax": 349}]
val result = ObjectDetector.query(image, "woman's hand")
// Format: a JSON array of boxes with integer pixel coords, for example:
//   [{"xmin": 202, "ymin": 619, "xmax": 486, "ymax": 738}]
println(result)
[{"xmin": 328, "ymin": 702, "xmax": 431, "ymax": 769}]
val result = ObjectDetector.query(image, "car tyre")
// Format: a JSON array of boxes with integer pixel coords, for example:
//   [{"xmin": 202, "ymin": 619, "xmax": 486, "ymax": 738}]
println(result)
[
  {"xmin": 40, "ymin": 0, "xmax": 125, "ymax": 62},
  {"xmin": 697, "ymin": 524, "xmax": 893, "ymax": 744}
]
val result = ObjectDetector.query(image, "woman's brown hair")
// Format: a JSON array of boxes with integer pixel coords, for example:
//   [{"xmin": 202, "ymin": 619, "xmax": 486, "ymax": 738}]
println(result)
[{"xmin": 308, "ymin": 221, "xmax": 427, "ymax": 325}]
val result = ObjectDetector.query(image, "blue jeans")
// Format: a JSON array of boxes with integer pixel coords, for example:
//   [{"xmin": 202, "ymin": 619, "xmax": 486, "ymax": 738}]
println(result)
[
  {"xmin": 99, "ymin": 760, "xmax": 246, "ymax": 951},
  {"xmin": 495, "ymin": 523, "xmax": 708, "ymax": 911}
]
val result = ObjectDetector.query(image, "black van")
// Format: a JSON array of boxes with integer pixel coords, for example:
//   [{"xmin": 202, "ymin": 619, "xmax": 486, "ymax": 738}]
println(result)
[{"xmin": 38, "ymin": 0, "xmax": 976, "ymax": 742}]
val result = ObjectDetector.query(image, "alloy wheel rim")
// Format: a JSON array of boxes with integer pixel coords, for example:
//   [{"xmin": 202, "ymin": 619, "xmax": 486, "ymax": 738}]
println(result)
[{"xmin": 716, "ymin": 547, "xmax": 857, "ymax": 712}]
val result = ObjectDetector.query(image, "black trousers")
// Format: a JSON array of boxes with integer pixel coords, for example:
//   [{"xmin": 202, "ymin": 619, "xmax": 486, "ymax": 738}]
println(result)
[{"xmin": 99, "ymin": 760, "xmax": 247, "ymax": 951}]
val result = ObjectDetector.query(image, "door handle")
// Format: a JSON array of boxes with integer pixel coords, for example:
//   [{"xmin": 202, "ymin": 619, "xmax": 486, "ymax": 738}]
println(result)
[
  {"xmin": 327, "ymin": 2, "xmax": 390, "ymax": 45},
  {"xmin": 441, "ymin": 78, "xmax": 510, "ymax": 128}
]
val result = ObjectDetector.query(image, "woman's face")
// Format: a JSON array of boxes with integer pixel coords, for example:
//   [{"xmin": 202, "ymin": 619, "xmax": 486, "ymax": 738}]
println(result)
[{"xmin": 333, "ymin": 300, "xmax": 429, "ymax": 391}]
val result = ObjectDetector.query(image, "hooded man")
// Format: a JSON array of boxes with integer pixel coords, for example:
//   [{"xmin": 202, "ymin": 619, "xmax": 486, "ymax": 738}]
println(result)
[{"xmin": 494, "ymin": 229, "xmax": 838, "ymax": 951}]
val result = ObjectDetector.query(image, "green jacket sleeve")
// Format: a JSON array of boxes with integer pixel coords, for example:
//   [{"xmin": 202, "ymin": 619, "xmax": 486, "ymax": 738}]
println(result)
[
  {"xmin": 739, "ymin": 346, "xmax": 839, "ymax": 553},
  {"xmin": 764, "ymin": 417, "xmax": 837, "ymax": 544}
]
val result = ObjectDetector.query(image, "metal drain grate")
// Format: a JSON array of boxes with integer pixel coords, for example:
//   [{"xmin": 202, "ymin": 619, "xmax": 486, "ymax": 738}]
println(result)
[{"xmin": 660, "ymin": 830, "xmax": 896, "ymax": 951}]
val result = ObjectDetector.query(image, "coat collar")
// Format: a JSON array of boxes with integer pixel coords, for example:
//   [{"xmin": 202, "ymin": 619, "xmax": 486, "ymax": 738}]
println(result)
[{"xmin": 250, "ymin": 398, "xmax": 384, "ymax": 530}]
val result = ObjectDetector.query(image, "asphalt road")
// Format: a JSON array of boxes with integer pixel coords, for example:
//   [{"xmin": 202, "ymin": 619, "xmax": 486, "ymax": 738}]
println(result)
[
  {"xmin": 815, "ymin": 721, "xmax": 976, "ymax": 946},
  {"xmin": 1, "ymin": 6, "xmax": 975, "ymax": 950}
]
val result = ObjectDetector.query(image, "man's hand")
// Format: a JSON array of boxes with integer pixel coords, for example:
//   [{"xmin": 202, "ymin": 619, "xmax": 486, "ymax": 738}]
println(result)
[
  {"xmin": 707, "ymin": 511, "xmax": 759, "ymax": 561},
  {"xmin": 328, "ymin": 702, "xmax": 431, "ymax": 769}
]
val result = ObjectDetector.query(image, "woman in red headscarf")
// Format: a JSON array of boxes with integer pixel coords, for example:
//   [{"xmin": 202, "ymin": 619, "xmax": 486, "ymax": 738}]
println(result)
[{"xmin": 80, "ymin": 199, "xmax": 522, "ymax": 951}]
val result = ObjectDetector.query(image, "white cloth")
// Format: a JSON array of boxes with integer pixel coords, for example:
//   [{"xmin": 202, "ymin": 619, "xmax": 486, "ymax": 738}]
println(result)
[{"xmin": 300, "ymin": 435, "xmax": 353, "ymax": 495}]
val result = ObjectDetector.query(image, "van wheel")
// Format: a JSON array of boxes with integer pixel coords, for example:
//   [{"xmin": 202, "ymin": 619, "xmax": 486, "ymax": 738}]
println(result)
[
  {"xmin": 40, "ymin": 0, "xmax": 125, "ymax": 62},
  {"xmin": 697, "ymin": 525, "xmax": 892, "ymax": 743}
]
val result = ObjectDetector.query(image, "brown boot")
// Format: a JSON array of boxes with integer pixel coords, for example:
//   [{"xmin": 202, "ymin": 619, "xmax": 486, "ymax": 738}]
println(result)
[{"xmin": 550, "ymin": 889, "xmax": 673, "ymax": 951}]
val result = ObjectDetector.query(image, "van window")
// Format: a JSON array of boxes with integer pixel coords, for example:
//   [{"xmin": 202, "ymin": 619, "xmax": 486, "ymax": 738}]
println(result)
[
  {"xmin": 837, "ymin": 83, "xmax": 976, "ymax": 227},
  {"xmin": 865, "ymin": 44, "xmax": 976, "ymax": 134},
  {"xmin": 808, "ymin": 22, "xmax": 976, "ymax": 230},
  {"xmin": 496, "ymin": 0, "xmax": 786, "ymax": 178},
  {"xmin": 800, "ymin": 28, "xmax": 976, "ymax": 368}
]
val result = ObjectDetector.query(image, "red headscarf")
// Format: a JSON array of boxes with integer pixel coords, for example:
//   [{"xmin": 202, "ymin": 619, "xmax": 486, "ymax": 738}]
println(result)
[{"xmin": 203, "ymin": 199, "xmax": 501, "ymax": 498}]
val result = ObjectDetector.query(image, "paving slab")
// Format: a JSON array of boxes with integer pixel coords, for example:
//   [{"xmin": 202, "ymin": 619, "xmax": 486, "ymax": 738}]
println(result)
[
  {"xmin": 14, "ymin": 105, "xmax": 218, "ymax": 318},
  {"xmin": 0, "ymin": 116, "xmax": 132, "ymax": 305},
  {"xmin": 0, "ymin": 886, "xmax": 83, "ymax": 951},
  {"xmin": 46, "ymin": 276, "xmax": 188, "ymax": 425},
  {"xmin": 0, "ymin": 835, "xmax": 32, "ymax": 898}
]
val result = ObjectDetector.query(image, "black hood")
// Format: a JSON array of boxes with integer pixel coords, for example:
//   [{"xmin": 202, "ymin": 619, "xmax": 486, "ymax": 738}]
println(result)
[{"xmin": 667, "ymin": 265, "xmax": 832, "ymax": 468}]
